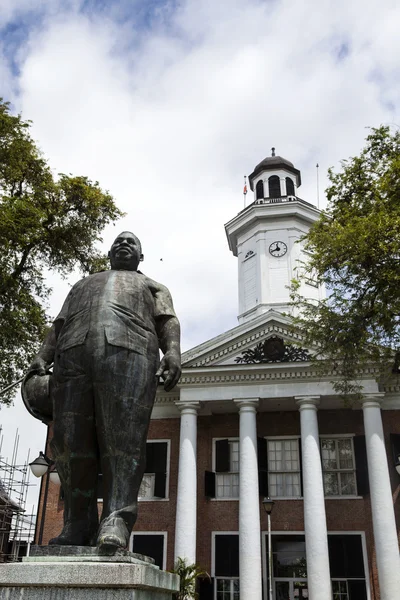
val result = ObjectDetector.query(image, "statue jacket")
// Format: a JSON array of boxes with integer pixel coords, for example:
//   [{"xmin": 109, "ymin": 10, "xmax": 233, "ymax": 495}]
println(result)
[{"xmin": 53, "ymin": 270, "xmax": 176, "ymax": 358}]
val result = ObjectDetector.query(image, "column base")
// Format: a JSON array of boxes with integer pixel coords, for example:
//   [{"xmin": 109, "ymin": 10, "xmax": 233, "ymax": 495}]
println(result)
[{"xmin": 0, "ymin": 546, "xmax": 179, "ymax": 600}]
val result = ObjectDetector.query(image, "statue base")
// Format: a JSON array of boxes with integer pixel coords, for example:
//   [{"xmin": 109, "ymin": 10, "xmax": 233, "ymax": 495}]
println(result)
[{"xmin": 0, "ymin": 546, "xmax": 179, "ymax": 600}]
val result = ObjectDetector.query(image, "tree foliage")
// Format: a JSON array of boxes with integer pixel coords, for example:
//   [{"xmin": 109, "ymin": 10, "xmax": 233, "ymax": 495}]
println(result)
[
  {"xmin": 171, "ymin": 557, "xmax": 210, "ymax": 600},
  {"xmin": 0, "ymin": 99, "xmax": 124, "ymax": 404},
  {"xmin": 291, "ymin": 126, "xmax": 400, "ymax": 397}
]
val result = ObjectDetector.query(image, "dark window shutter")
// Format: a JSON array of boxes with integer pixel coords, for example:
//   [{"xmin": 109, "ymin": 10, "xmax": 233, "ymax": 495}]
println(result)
[
  {"xmin": 152, "ymin": 443, "xmax": 168, "ymax": 498},
  {"xmin": 145, "ymin": 442, "xmax": 155, "ymax": 472},
  {"xmin": 347, "ymin": 580, "xmax": 367, "ymax": 600},
  {"xmin": 390, "ymin": 433, "xmax": 400, "ymax": 469},
  {"xmin": 132, "ymin": 534, "xmax": 164, "ymax": 569},
  {"xmin": 154, "ymin": 473, "xmax": 167, "ymax": 498},
  {"xmin": 205, "ymin": 471, "xmax": 216, "ymax": 498},
  {"xmin": 153, "ymin": 442, "xmax": 168, "ymax": 471},
  {"xmin": 286, "ymin": 177, "xmax": 295, "ymax": 196},
  {"xmin": 353, "ymin": 436, "xmax": 369, "ymax": 496},
  {"xmin": 298, "ymin": 439, "xmax": 303, "ymax": 496},
  {"xmin": 257, "ymin": 437, "xmax": 268, "ymax": 497},
  {"xmin": 328, "ymin": 535, "xmax": 346, "ymax": 578},
  {"xmin": 215, "ymin": 439, "xmax": 230, "ymax": 472},
  {"xmin": 198, "ymin": 577, "xmax": 214, "ymax": 600},
  {"xmin": 215, "ymin": 534, "xmax": 239, "ymax": 577},
  {"xmin": 328, "ymin": 535, "xmax": 365, "ymax": 579},
  {"xmin": 268, "ymin": 175, "xmax": 281, "ymax": 198},
  {"xmin": 344, "ymin": 536, "xmax": 365, "ymax": 578},
  {"xmin": 256, "ymin": 180, "xmax": 264, "ymax": 200}
]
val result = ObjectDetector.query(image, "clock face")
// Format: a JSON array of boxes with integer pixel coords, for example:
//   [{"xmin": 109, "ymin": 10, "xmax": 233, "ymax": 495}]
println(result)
[{"xmin": 269, "ymin": 241, "xmax": 287, "ymax": 257}]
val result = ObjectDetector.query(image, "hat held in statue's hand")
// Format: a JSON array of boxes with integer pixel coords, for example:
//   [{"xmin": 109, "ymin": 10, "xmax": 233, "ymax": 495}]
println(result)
[{"xmin": 21, "ymin": 369, "xmax": 53, "ymax": 424}]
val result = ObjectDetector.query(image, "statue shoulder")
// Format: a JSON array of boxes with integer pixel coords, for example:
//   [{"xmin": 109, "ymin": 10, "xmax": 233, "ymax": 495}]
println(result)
[{"xmin": 141, "ymin": 273, "xmax": 170, "ymax": 297}]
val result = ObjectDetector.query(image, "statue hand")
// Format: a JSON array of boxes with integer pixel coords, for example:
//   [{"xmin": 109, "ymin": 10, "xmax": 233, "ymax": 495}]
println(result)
[
  {"xmin": 29, "ymin": 356, "xmax": 49, "ymax": 376},
  {"xmin": 156, "ymin": 351, "xmax": 181, "ymax": 392}
]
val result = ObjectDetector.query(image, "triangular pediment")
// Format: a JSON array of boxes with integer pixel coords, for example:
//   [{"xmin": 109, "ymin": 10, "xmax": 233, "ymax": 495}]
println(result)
[{"xmin": 182, "ymin": 310, "xmax": 312, "ymax": 368}]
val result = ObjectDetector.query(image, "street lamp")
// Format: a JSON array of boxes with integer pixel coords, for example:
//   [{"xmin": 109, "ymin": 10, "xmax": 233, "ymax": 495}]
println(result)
[
  {"xmin": 29, "ymin": 452, "xmax": 60, "ymax": 545},
  {"xmin": 263, "ymin": 497, "xmax": 275, "ymax": 600}
]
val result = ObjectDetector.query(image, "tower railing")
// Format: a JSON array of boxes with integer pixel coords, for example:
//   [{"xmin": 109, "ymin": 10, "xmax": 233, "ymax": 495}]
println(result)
[{"xmin": 255, "ymin": 195, "xmax": 298, "ymax": 205}]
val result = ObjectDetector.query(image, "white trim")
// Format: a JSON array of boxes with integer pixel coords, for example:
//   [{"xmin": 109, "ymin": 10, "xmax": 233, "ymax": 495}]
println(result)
[
  {"xmin": 139, "ymin": 439, "xmax": 171, "ymax": 502},
  {"xmin": 261, "ymin": 530, "xmax": 371, "ymax": 600},
  {"xmin": 130, "ymin": 531, "xmax": 168, "ymax": 571}
]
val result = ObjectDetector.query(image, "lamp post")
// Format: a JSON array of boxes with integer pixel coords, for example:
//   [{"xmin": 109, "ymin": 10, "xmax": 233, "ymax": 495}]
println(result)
[
  {"xmin": 263, "ymin": 497, "xmax": 275, "ymax": 600},
  {"xmin": 29, "ymin": 452, "xmax": 60, "ymax": 545}
]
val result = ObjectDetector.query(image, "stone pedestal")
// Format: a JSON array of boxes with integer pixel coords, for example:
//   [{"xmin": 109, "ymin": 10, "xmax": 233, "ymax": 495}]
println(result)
[{"xmin": 0, "ymin": 546, "xmax": 179, "ymax": 600}]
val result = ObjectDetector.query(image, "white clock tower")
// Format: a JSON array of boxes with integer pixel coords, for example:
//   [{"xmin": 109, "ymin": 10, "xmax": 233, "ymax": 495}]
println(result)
[{"xmin": 225, "ymin": 150, "xmax": 324, "ymax": 324}]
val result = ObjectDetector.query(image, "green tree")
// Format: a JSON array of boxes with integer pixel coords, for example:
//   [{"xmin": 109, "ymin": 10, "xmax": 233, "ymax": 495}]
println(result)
[
  {"xmin": 171, "ymin": 557, "xmax": 210, "ymax": 600},
  {"xmin": 0, "ymin": 99, "xmax": 124, "ymax": 404},
  {"xmin": 291, "ymin": 126, "xmax": 400, "ymax": 397}
]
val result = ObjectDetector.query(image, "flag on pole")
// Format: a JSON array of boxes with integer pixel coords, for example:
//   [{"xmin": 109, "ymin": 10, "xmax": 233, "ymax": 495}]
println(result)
[{"xmin": 243, "ymin": 175, "xmax": 247, "ymax": 195}]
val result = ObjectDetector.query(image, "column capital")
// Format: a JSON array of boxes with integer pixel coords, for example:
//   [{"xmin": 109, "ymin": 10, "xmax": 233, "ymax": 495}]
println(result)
[
  {"xmin": 360, "ymin": 393, "xmax": 385, "ymax": 409},
  {"xmin": 234, "ymin": 398, "xmax": 259, "ymax": 412},
  {"xmin": 175, "ymin": 401, "xmax": 201, "ymax": 415},
  {"xmin": 295, "ymin": 396, "xmax": 320, "ymax": 411}
]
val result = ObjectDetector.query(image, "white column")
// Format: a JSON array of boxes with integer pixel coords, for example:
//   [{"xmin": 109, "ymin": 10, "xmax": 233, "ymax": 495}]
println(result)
[
  {"xmin": 174, "ymin": 401, "xmax": 200, "ymax": 565},
  {"xmin": 234, "ymin": 398, "xmax": 262, "ymax": 600},
  {"xmin": 295, "ymin": 396, "xmax": 331, "ymax": 600},
  {"xmin": 361, "ymin": 394, "xmax": 400, "ymax": 600}
]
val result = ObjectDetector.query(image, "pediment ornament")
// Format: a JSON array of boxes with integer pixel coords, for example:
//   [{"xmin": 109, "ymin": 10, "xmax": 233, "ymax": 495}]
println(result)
[{"xmin": 234, "ymin": 335, "xmax": 311, "ymax": 364}]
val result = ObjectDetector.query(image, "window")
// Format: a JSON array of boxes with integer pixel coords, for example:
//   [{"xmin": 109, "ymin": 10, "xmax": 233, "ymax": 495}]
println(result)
[
  {"xmin": 321, "ymin": 438, "xmax": 357, "ymax": 496},
  {"xmin": 216, "ymin": 578, "xmax": 239, "ymax": 599},
  {"xmin": 285, "ymin": 177, "xmax": 295, "ymax": 196},
  {"xmin": 215, "ymin": 439, "xmax": 239, "ymax": 499},
  {"xmin": 267, "ymin": 439, "xmax": 301, "ymax": 498},
  {"xmin": 256, "ymin": 180, "xmax": 264, "ymax": 200},
  {"xmin": 264, "ymin": 533, "xmax": 368, "ymax": 600},
  {"xmin": 140, "ymin": 440, "xmax": 169, "ymax": 500},
  {"xmin": 332, "ymin": 580, "xmax": 349, "ymax": 599},
  {"xmin": 97, "ymin": 441, "xmax": 169, "ymax": 502},
  {"xmin": 131, "ymin": 533, "xmax": 166, "ymax": 569},
  {"xmin": 214, "ymin": 534, "xmax": 239, "ymax": 600},
  {"xmin": 268, "ymin": 175, "xmax": 281, "ymax": 198},
  {"xmin": 138, "ymin": 473, "xmax": 155, "ymax": 499}
]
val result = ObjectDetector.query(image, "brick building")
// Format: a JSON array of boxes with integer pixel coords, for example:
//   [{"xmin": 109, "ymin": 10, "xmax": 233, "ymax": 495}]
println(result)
[{"xmin": 36, "ymin": 153, "xmax": 400, "ymax": 600}]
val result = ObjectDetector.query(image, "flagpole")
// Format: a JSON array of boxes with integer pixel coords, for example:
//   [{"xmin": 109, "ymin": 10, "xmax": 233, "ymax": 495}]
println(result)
[
  {"xmin": 316, "ymin": 163, "xmax": 320, "ymax": 208},
  {"xmin": 243, "ymin": 175, "xmax": 248, "ymax": 208}
]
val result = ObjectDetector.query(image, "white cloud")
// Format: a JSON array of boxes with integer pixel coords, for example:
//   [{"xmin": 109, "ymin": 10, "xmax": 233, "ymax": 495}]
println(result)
[{"xmin": 1, "ymin": 0, "xmax": 399, "ymax": 507}]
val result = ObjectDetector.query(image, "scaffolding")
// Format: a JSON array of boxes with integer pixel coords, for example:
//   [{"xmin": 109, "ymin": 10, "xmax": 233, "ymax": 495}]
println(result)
[{"xmin": 0, "ymin": 426, "xmax": 36, "ymax": 561}]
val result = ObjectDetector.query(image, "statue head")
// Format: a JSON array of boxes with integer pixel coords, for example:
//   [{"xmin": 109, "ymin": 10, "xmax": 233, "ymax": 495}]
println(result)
[{"xmin": 108, "ymin": 231, "xmax": 143, "ymax": 271}]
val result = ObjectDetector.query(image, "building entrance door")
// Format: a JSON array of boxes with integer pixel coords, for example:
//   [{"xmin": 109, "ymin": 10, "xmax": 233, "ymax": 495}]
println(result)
[{"xmin": 275, "ymin": 579, "xmax": 308, "ymax": 599}]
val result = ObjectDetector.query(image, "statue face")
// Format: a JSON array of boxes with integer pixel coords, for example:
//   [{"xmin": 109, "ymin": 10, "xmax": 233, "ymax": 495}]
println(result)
[{"xmin": 109, "ymin": 232, "xmax": 143, "ymax": 271}]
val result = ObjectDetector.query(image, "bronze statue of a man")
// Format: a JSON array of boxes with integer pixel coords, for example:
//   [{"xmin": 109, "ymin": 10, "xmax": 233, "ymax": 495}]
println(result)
[{"xmin": 29, "ymin": 231, "xmax": 181, "ymax": 552}]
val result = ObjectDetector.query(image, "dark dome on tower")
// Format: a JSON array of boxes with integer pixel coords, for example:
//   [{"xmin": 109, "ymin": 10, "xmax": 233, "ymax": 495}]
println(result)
[{"xmin": 248, "ymin": 152, "xmax": 301, "ymax": 190}]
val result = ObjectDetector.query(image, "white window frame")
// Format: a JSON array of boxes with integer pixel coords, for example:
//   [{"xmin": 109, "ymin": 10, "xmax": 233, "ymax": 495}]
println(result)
[
  {"xmin": 266, "ymin": 436, "xmax": 302, "ymax": 500},
  {"xmin": 212, "ymin": 438, "xmax": 240, "ymax": 501},
  {"xmin": 212, "ymin": 531, "xmax": 240, "ymax": 600},
  {"xmin": 331, "ymin": 579, "xmax": 349, "ymax": 599},
  {"xmin": 129, "ymin": 531, "xmax": 167, "ymax": 570},
  {"xmin": 261, "ymin": 530, "xmax": 371, "ymax": 600},
  {"xmin": 138, "ymin": 439, "xmax": 171, "ymax": 502},
  {"xmin": 320, "ymin": 434, "xmax": 360, "ymax": 499}
]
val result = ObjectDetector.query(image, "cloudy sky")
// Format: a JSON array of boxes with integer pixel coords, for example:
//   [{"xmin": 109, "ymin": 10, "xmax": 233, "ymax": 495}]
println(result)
[{"xmin": 1, "ymin": 0, "xmax": 399, "ymax": 510}]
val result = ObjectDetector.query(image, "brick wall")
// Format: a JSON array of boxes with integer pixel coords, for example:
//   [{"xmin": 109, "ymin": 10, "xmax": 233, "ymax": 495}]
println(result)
[{"xmin": 38, "ymin": 409, "xmax": 400, "ymax": 599}]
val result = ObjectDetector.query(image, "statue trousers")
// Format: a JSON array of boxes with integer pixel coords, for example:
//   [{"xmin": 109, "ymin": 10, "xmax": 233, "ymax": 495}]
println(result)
[{"xmin": 50, "ymin": 334, "xmax": 159, "ymax": 541}]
